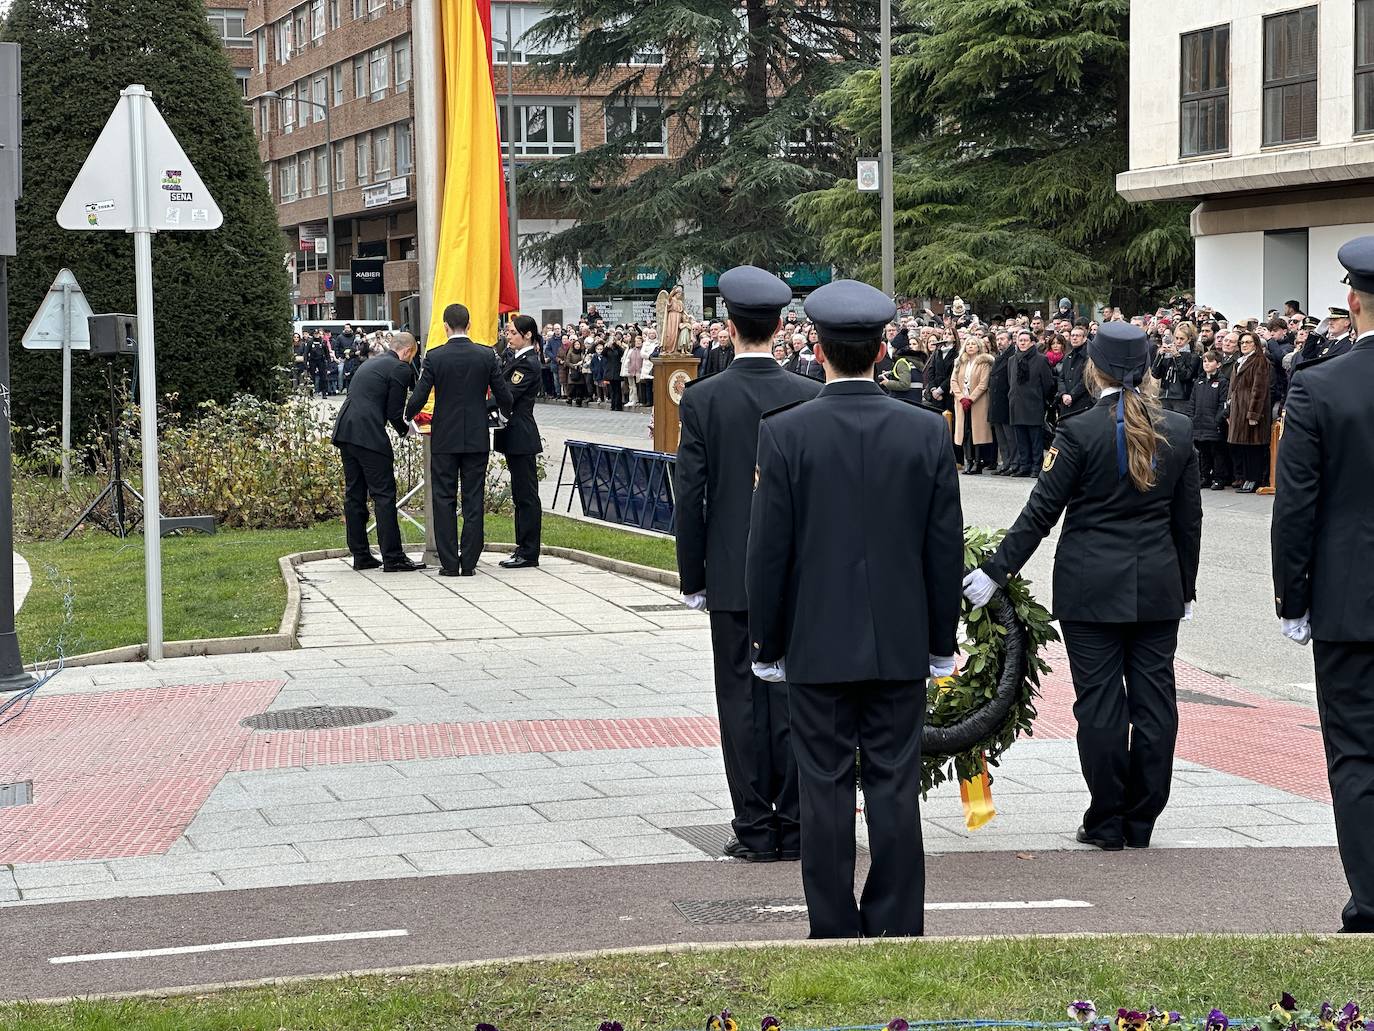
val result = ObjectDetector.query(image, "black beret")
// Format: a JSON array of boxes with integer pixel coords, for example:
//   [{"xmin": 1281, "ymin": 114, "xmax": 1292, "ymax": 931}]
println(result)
[
  {"xmin": 718, "ymin": 266, "xmax": 793, "ymax": 321},
  {"xmin": 803, "ymin": 279, "xmax": 897, "ymax": 344},
  {"xmin": 1087, "ymin": 321, "xmax": 1150, "ymax": 387}
]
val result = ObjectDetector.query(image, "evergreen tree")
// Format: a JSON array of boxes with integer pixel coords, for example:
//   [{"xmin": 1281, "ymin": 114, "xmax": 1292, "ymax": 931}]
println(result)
[
  {"xmin": 3, "ymin": 0, "xmax": 292, "ymax": 442},
  {"xmin": 520, "ymin": 0, "xmax": 877, "ymax": 285},
  {"xmin": 792, "ymin": 0, "xmax": 1193, "ymax": 309}
]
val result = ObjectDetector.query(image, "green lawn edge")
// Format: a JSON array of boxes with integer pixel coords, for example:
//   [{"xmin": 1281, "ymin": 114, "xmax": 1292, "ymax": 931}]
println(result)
[
  {"xmin": 5, "ymin": 937, "xmax": 1374, "ymax": 1030},
  {"xmin": 15, "ymin": 515, "xmax": 676, "ymax": 664}
]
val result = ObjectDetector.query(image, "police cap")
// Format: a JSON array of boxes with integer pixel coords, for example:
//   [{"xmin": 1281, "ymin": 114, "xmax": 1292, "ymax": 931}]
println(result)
[
  {"xmin": 718, "ymin": 266, "xmax": 793, "ymax": 322},
  {"xmin": 1338, "ymin": 235, "xmax": 1374, "ymax": 293},
  {"xmin": 1328, "ymin": 306, "xmax": 1351, "ymax": 319},
  {"xmin": 803, "ymin": 279, "xmax": 897, "ymax": 345},
  {"xmin": 1087, "ymin": 321, "xmax": 1150, "ymax": 387}
]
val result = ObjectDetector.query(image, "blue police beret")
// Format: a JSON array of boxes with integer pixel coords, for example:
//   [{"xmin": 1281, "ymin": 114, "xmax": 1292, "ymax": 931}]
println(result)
[
  {"xmin": 1087, "ymin": 321, "xmax": 1150, "ymax": 387},
  {"xmin": 803, "ymin": 279, "xmax": 896, "ymax": 344},
  {"xmin": 1338, "ymin": 235, "xmax": 1374, "ymax": 294},
  {"xmin": 718, "ymin": 265, "xmax": 793, "ymax": 321}
]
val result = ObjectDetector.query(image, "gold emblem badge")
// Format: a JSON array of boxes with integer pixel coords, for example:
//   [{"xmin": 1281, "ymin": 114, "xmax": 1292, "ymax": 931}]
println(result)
[
  {"xmin": 511, "ymin": 370, "xmax": 525, "ymax": 384},
  {"xmin": 668, "ymin": 369, "xmax": 691, "ymax": 405},
  {"xmin": 1043, "ymin": 446, "xmax": 1058, "ymax": 472}
]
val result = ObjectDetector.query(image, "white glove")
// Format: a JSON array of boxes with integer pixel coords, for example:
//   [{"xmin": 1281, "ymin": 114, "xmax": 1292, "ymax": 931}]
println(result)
[
  {"xmin": 681, "ymin": 592, "xmax": 707, "ymax": 611},
  {"xmin": 929, "ymin": 654, "xmax": 957, "ymax": 679},
  {"xmin": 962, "ymin": 569, "xmax": 997, "ymax": 608},
  {"xmin": 1183, "ymin": 601, "xmax": 1194, "ymax": 621},
  {"xmin": 1281, "ymin": 614, "xmax": 1312, "ymax": 646},
  {"xmin": 752, "ymin": 659, "xmax": 786, "ymax": 683}
]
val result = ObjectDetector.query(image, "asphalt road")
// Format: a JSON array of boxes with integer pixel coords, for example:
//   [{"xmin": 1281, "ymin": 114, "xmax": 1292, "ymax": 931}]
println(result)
[{"xmin": 2, "ymin": 846, "xmax": 1351, "ymax": 1001}]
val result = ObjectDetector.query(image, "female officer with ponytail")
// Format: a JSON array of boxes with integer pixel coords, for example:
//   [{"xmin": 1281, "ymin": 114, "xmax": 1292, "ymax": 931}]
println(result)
[{"xmin": 962, "ymin": 322, "xmax": 1203, "ymax": 851}]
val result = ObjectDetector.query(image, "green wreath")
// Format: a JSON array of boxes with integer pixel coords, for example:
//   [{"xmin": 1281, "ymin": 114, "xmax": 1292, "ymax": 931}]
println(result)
[{"xmin": 920, "ymin": 526, "xmax": 1060, "ymax": 795}]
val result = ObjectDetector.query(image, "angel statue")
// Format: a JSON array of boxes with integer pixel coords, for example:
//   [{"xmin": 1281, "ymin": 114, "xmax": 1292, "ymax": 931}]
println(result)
[{"xmin": 656, "ymin": 286, "xmax": 692, "ymax": 354}]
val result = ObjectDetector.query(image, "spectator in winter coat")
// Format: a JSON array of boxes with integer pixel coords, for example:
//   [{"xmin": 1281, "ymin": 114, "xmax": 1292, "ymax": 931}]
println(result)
[
  {"xmin": 988, "ymin": 332, "xmax": 1015, "ymax": 473},
  {"xmin": 923, "ymin": 334, "xmax": 958, "ymax": 411},
  {"xmin": 1006, "ymin": 329, "xmax": 1056, "ymax": 477},
  {"xmin": 1055, "ymin": 324, "xmax": 1093, "ymax": 420},
  {"xmin": 1191, "ymin": 350, "xmax": 1230, "ymax": 490},
  {"xmin": 951, "ymin": 340, "xmax": 995, "ymax": 473},
  {"xmin": 1226, "ymin": 331, "xmax": 1272, "ymax": 493},
  {"xmin": 1152, "ymin": 327, "xmax": 1200, "ymax": 416}
]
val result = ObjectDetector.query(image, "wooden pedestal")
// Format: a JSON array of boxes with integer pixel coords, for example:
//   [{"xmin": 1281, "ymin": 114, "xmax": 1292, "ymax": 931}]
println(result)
[{"xmin": 652, "ymin": 354, "xmax": 700, "ymax": 455}]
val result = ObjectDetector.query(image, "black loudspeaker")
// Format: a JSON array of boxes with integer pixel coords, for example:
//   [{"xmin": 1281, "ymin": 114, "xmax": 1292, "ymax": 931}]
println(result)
[{"xmin": 88, "ymin": 313, "xmax": 137, "ymax": 357}]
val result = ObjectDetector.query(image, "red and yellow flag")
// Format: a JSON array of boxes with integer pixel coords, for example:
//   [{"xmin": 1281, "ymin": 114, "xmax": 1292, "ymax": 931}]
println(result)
[
  {"xmin": 426, "ymin": 0, "xmax": 520, "ymax": 349},
  {"xmin": 960, "ymin": 753, "xmax": 996, "ymax": 831}
]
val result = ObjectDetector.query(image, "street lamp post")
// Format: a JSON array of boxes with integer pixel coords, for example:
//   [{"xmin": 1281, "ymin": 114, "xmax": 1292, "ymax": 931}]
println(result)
[{"xmin": 879, "ymin": 0, "xmax": 895, "ymax": 298}]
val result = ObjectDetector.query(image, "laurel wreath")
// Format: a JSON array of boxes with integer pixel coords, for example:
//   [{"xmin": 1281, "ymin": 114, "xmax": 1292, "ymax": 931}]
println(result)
[{"xmin": 920, "ymin": 526, "xmax": 1060, "ymax": 795}]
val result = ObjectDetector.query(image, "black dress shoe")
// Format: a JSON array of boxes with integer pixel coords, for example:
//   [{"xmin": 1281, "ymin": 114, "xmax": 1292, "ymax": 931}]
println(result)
[
  {"xmin": 1210, "ymin": 481, "xmax": 1227, "ymax": 491},
  {"xmin": 1076, "ymin": 826, "xmax": 1124, "ymax": 851},
  {"xmin": 777, "ymin": 847, "xmax": 801, "ymax": 861},
  {"xmin": 383, "ymin": 558, "xmax": 427, "ymax": 572},
  {"xmin": 1238, "ymin": 481, "xmax": 1257, "ymax": 494},
  {"xmin": 1125, "ymin": 839, "xmax": 1150, "ymax": 849},
  {"xmin": 722, "ymin": 836, "xmax": 778, "ymax": 862},
  {"xmin": 353, "ymin": 556, "xmax": 382, "ymax": 571},
  {"xmin": 499, "ymin": 555, "xmax": 539, "ymax": 569},
  {"xmin": 439, "ymin": 567, "xmax": 464, "ymax": 577}
]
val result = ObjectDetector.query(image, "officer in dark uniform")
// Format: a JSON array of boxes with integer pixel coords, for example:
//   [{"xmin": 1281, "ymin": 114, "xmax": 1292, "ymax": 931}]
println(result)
[
  {"xmin": 964, "ymin": 322, "xmax": 1202, "ymax": 851},
  {"xmin": 746, "ymin": 279, "xmax": 964, "ymax": 938},
  {"xmin": 1272, "ymin": 235, "xmax": 1374, "ymax": 932},
  {"xmin": 495, "ymin": 314, "xmax": 545, "ymax": 569},
  {"xmin": 330, "ymin": 332, "xmax": 426, "ymax": 572},
  {"xmin": 676, "ymin": 266, "xmax": 821, "ymax": 862},
  {"xmin": 1295, "ymin": 306, "xmax": 1353, "ymax": 369}
]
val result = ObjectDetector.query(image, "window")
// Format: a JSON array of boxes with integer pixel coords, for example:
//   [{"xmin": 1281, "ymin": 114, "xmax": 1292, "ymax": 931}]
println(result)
[
  {"xmin": 299, "ymin": 153, "xmax": 314, "ymax": 198},
  {"xmin": 357, "ymin": 134, "xmax": 371, "ymax": 183},
  {"xmin": 310, "ymin": 0, "xmax": 325, "ymax": 40},
  {"xmin": 396, "ymin": 120, "xmax": 414, "ymax": 174},
  {"xmin": 292, "ymin": 5, "xmax": 308, "ymax": 53},
  {"xmin": 499, "ymin": 100, "xmax": 578, "ymax": 155},
  {"xmin": 394, "ymin": 36, "xmax": 411, "ymax": 91},
  {"xmin": 255, "ymin": 29, "xmax": 267, "ymax": 72},
  {"xmin": 312, "ymin": 74, "xmax": 328, "ymax": 120},
  {"xmin": 369, "ymin": 45, "xmax": 389, "ymax": 99},
  {"xmin": 1263, "ymin": 7, "xmax": 1318, "ymax": 146},
  {"xmin": 492, "ymin": 4, "xmax": 555, "ymax": 63},
  {"xmin": 1180, "ymin": 25, "xmax": 1229, "ymax": 157},
  {"xmin": 328, "ymin": 0, "xmax": 341, "ymax": 29},
  {"xmin": 353, "ymin": 55, "xmax": 366, "ymax": 99},
  {"xmin": 374, "ymin": 128, "xmax": 392, "ymax": 175},
  {"xmin": 279, "ymin": 161, "xmax": 298, "ymax": 202},
  {"xmin": 334, "ymin": 143, "xmax": 346, "ymax": 188},
  {"xmin": 368, "ymin": 0, "xmax": 385, "ymax": 14},
  {"xmin": 1357, "ymin": 0, "xmax": 1374, "ymax": 133},
  {"xmin": 235, "ymin": 68, "xmax": 250, "ymax": 98},
  {"xmin": 604, "ymin": 13, "xmax": 663, "ymax": 65},
  {"xmin": 264, "ymin": 163, "xmax": 273, "ymax": 196},
  {"xmin": 332, "ymin": 63, "xmax": 345, "ymax": 106},
  {"xmin": 274, "ymin": 18, "xmax": 291, "ymax": 64},
  {"xmin": 282, "ymin": 90, "xmax": 295, "ymax": 133},
  {"xmin": 315, "ymin": 149, "xmax": 328, "ymax": 192},
  {"xmin": 206, "ymin": 8, "xmax": 248, "ymax": 45},
  {"xmin": 605, "ymin": 100, "xmax": 665, "ymax": 156}
]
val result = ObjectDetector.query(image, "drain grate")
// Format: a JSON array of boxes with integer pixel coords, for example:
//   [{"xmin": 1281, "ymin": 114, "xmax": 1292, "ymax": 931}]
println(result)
[
  {"xmin": 664, "ymin": 823, "xmax": 866, "ymax": 859},
  {"xmin": 1177, "ymin": 688, "xmax": 1255, "ymax": 709},
  {"xmin": 628, "ymin": 603, "xmax": 689, "ymax": 612},
  {"xmin": 0, "ymin": 781, "xmax": 33, "ymax": 808},
  {"xmin": 674, "ymin": 897, "xmax": 809, "ymax": 924},
  {"xmin": 240, "ymin": 705, "xmax": 395, "ymax": 731}
]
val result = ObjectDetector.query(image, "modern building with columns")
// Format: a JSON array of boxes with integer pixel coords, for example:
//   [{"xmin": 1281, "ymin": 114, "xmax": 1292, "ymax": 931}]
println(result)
[{"xmin": 1118, "ymin": 0, "xmax": 1374, "ymax": 316}]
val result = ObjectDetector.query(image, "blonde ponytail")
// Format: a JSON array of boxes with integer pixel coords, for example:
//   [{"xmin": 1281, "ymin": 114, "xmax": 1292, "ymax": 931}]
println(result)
[{"xmin": 1085, "ymin": 363, "xmax": 1168, "ymax": 492}]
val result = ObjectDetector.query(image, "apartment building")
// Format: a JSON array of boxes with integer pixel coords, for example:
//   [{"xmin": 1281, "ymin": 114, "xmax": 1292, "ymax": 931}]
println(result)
[{"xmin": 1118, "ymin": 0, "xmax": 1374, "ymax": 317}]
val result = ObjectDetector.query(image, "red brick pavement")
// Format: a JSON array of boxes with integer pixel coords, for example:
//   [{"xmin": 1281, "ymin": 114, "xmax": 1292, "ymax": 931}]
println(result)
[{"xmin": 0, "ymin": 649, "xmax": 1330, "ymax": 864}]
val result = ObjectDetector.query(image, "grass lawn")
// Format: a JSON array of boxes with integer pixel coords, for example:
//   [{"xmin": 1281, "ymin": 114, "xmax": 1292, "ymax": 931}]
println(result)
[
  {"xmin": 5, "ymin": 937, "xmax": 1374, "ymax": 1030},
  {"xmin": 15, "ymin": 514, "xmax": 675, "ymax": 664}
]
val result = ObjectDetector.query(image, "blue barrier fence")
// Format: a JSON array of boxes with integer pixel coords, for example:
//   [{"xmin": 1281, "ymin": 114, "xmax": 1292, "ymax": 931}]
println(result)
[{"xmin": 553, "ymin": 441, "xmax": 676, "ymax": 534}]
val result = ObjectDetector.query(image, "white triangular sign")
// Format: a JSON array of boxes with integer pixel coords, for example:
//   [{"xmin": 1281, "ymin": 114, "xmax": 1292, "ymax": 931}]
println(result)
[
  {"xmin": 21, "ymin": 268, "xmax": 94, "ymax": 351},
  {"xmin": 56, "ymin": 85, "xmax": 223, "ymax": 233}
]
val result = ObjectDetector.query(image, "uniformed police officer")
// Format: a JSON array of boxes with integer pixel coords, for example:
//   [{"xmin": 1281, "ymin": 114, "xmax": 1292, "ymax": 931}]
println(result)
[
  {"xmin": 676, "ymin": 266, "xmax": 822, "ymax": 862},
  {"xmin": 746, "ymin": 279, "xmax": 963, "ymax": 938},
  {"xmin": 495, "ymin": 314, "xmax": 545, "ymax": 569},
  {"xmin": 1272, "ymin": 235, "xmax": 1374, "ymax": 932},
  {"xmin": 1295, "ymin": 306, "xmax": 1353, "ymax": 369},
  {"xmin": 964, "ymin": 322, "xmax": 1203, "ymax": 851}
]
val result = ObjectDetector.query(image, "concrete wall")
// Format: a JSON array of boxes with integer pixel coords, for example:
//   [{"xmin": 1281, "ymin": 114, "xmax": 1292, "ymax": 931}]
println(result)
[
  {"xmin": 516, "ymin": 218, "xmax": 582, "ymax": 325},
  {"xmin": 1196, "ymin": 231, "xmax": 1266, "ymax": 316},
  {"xmin": 1310, "ymin": 222, "xmax": 1374, "ymax": 312}
]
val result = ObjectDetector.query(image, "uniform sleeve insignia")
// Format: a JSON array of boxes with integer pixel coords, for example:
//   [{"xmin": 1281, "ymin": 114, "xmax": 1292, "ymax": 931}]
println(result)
[
  {"xmin": 1043, "ymin": 446, "xmax": 1059, "ymax": 472},
  {"xmin": 512, "ymin": 370, "xmax": 525, "ymax": 384}
]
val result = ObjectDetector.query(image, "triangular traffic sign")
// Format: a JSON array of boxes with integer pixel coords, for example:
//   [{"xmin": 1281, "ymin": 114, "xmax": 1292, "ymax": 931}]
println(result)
[
  {"xmin": 56, "ymin": 85, "xmax": 223, "ymax": 233},
  {"xmin": 21, "ymin": 268, "xmax": 93, "ymax": 351}
]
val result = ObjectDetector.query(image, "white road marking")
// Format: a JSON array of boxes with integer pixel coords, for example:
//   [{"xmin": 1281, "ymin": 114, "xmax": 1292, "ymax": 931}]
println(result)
[
  {"xmin": 49, "ymin": 929, "xmax": 409, "ymax": 965},
  {"xmin": 753, "ymin": 899, "xmax": 1091, "ymax": 915}
]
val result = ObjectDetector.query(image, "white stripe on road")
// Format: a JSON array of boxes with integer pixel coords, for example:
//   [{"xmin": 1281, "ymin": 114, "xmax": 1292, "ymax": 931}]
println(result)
[
  {"xmin": 49, "ymin": 929, "xmax": 409, "ymax": 965},
  {"xmin": 753, "ymin": 899, "xmax": 1091, "ymax": 915}
]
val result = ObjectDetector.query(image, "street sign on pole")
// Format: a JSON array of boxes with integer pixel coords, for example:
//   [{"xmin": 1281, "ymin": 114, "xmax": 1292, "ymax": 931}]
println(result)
[
  {"xmin": 23, "ymin": 268, "xmax": 94, "ymax": 490},
  {"xmin": 55, "ymin": 84, "xmax": 222, "ymax": 661}
]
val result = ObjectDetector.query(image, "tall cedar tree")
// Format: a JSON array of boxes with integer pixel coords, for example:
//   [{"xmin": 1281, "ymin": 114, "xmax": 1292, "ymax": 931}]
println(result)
[
  {"xmin": 791, "ymin": 0, "xmax": 1193, "ymax": 310},
  {"xmin": 520, "ymin": 0, "xmax": 877, "ymax": 286},
  {"xmin": 2, "ymin": 0, "xmax": 291, "ymax": 443}
]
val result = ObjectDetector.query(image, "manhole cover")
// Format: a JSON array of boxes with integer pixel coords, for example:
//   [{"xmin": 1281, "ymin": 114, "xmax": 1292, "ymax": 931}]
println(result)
[
  {"xmin": 628, "ymin": 603, "xmax": 688, "ymax": 612},
  {"xmin": 664, "ymin": 823, "xmax": 866, "ymax": 858},
  {"xmin": 674, "ymin": 898, "xmax": 809, "ymax": 924},
  {"xmin": 0, "ymin": 781, "xmax": 33, "ymax": 808},
  {"xmin": 1177, "ymin": 689, "xmax": 1255, "ymax": 709},
  {"xmin": 240, "ymin": 706, "xmax": 395, "ymax": 731}
]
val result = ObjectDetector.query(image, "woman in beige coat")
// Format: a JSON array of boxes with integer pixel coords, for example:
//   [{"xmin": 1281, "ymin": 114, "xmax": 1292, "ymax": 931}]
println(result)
[{"xmin": 951, "ymin": 338, "xmax": 995, "ymax": 473}]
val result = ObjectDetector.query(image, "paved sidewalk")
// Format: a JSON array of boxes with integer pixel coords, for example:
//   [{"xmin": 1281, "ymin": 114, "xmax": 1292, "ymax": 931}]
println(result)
[{"xmin": 0, "ymin": 549, "xmax": 1334, "ymax": 909}]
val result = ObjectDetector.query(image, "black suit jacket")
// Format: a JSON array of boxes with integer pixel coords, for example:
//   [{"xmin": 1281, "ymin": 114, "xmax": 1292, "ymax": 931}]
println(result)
[
  {"xmin": 676, "ymin": 356, "xmax": 823, "ymax": 611},
  {"xmin": 493, "ymin": 347, "xmax": 543, "ymax": 456},
  {"xmin": 330, "ymin": 353, "xmax": 411, "ymax": 457},
  {"xmin": 746, "ymin": 380, "xmax": 964, "ymax": 684},
  {"xmin": 983, "ymin": 393, "xmax": 1202, "ymax": 622},
  {"xmin": 405, "ymin": 336, "xmax": 512, "ymax": 455},
  {"xmin": 1272, "ymin": 334, "xmax": 1374, "ymax": 640}
]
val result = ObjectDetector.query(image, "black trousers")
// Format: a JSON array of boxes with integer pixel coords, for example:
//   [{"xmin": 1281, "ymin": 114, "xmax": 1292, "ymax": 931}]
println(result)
[
  {"xmin": 1313, "ymin": 640, "xmax": 1374, "ymax": 932},
  {"xmin": 1012, "ymin": 424, "xmax": 1044, "ymax": 472},
  {"xmin": 789, "ymin": 678, "xmax": 924, "ymax": 939},
  {"xmin": 505, "ymin": 452, "xmax": 542, "ymax": 561},
  {"xmin": 1231, "ymin": 442, "xmax": 1268, "ymax": 483},
  {"xmin": 708, "ymin": 610, "xmax": 799, "ymax": 854},
  {"xmin": 1060, "ymin": 620, "xmax": 1180, "ymax": 845},
  {"xmin": 608, "ymin": 378, "xmax": 624, "ymax": 411},
  {"xmin": 431, "ymin": 450, "xmax": 488, "ymax": 573},
  {"xmin": 1195, "ymin": 439, "xmax": 1222, "ymax": 485},
  {"xmin": 339, "ymin": 443, "xmax": 404, "ymax": 563}
]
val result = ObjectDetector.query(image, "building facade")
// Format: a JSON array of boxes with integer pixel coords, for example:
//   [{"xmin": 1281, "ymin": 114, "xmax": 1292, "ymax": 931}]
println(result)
[{"xmin": 1118, "ymin": 0, "xmax": 1374, "ymax": 317}]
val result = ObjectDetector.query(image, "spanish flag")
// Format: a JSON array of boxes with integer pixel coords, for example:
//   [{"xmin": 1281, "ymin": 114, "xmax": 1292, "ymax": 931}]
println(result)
[
  {"xmin": 425, "ymin": 0, "xmax": 520, "ymax": 348},
  {"xmin": 960, "ymin": 753, "xmax": 996, "ymax": 831}
]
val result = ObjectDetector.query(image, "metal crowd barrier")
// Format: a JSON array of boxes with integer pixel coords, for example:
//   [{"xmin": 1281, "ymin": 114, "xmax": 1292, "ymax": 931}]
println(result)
[{"xmin": 553, "ymin": 440, "xmax": 677, "ymax": 534}]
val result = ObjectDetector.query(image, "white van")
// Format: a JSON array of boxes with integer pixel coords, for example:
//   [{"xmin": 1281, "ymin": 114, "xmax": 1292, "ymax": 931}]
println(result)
[{"xmin": 292, "ymin": 320, "xmax": 394, "ymax": 340}]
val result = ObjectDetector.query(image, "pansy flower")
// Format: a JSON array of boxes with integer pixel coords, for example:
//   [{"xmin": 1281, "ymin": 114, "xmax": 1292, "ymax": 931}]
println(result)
[
  {"xmin": 887, "ymin": 1021, "xmax": 910, "ymax": 1031},
  {"xmin": 1320, "ymin": 1004, "xmax": 1337, "ymax": 1029},
  {"xmin": 706, "ymin": 1011, "xmax": 738, "ymax": 1031},
  {"xmin": 1207, "ymin": 1009, "xmax": 1231, "ymax": 1031},
  {"xmin": 761, "ymin": 1018, "xmax": 781, "ymax": 1031},
  {"xmin": 1069, "ymin": 1002, "xmax": 1099, "ymax": 1024},
  {"xmin": 476, "ymin": 1024, "xmax": 498, "ymax": 1031},
  {"xmin": 600, "ymin": 1023, "xmax": 624, "ymax": 1031},
  {"xmin": 1118, "ymin": 1009, "xmax": 1149, "ymax": 1031}
]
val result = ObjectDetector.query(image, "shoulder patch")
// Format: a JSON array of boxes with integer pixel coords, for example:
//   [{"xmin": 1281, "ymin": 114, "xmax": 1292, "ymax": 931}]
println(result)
[
  {"xmin": 511, "ymin": 369, "xmax": 525, "ymax": 385},
  {"xmin": 761, "ymin": 398, "xmax": 808, "ymax": 420},
  {"xmin": 1043, "ymin": 446, "xmax": 1059, "ymax": 472}
]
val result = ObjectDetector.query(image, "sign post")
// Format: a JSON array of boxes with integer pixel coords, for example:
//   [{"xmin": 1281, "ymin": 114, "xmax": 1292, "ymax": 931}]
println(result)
[
  {"xmin": 56, "ymin": 84, "xmax": 222, "ymax": 660},
  {"xmin": 22, "ymin": 268, "xmax": 94, "ymax": 491}
]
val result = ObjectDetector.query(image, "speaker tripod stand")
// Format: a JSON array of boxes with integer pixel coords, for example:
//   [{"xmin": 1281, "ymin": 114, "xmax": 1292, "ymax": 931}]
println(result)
[{"xmin": 62, "ymin": 357, "xmax": 142, "ymax": 540}]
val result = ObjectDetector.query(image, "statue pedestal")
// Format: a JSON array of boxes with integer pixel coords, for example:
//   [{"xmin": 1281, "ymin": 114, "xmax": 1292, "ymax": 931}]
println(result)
[{"xmin": 652, "ymin": 354, "xmax": 700, "ymax": 455}]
